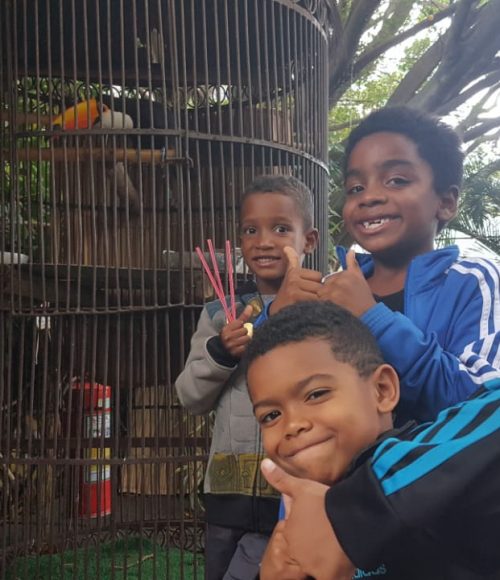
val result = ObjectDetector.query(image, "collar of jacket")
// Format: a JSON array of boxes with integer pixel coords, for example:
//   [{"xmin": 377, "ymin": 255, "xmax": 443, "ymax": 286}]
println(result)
[
  {"xmin": 343, "ymin": 421, "xmax": 418, "ymax": 480},
  {"xmin": 336, "ymin": 245, "xmax": 460, "ymax": 286},
  {"xmin": 235, "ymin": 278, "xmax": 259, "ymax": 299}
]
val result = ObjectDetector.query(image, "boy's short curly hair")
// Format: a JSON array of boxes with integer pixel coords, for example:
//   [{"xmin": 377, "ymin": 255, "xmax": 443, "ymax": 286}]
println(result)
[
  {"xmin": 344, "ymin": 106, "xmax": 464, "ymax": 195},
  {"xmin": 241, "ymin": 174, "xmax": 314, "ymax": 230},
  {"xmin": 244, "ymin": 301, "xmax": 384, "ymax": 378}
]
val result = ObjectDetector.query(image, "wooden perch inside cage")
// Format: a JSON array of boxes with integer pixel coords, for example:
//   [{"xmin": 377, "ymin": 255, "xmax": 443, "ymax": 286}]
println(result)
[
  {"xmin": 2, "ymin": 147, "xmax": 180, "ymax": 165},
  {"xmin": 0, "ymin": 110, "xmax": 51, "ymax": 126}
]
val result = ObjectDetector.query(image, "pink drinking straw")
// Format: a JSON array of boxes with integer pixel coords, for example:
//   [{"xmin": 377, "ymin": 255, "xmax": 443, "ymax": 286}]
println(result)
[
  {"xmin": 195, "ymin": 246, "xmax": 233, "ymax": 321},
  {"xmin": 207, "ymin": 239, "xmax": 232, "ymax": 319},
  {"xmin": 207, "ymin": 239, "xmax": 224, "ymax": 296},
  {"xmin": 226, "ymin": 240, "xmax": 236, "ymax": 320}
]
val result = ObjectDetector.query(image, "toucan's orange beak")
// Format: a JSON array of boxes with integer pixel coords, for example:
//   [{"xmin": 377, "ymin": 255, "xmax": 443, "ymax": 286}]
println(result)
[{"xmin": 52, "ymin": 99, "xmax": 107, "ymax": 129}]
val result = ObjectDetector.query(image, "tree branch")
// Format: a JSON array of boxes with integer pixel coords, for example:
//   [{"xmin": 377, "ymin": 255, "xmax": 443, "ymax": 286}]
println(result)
[
  {"xmin": 329, "ymin": 1, "xmax": 383, "ymax": 101},
  {"xmin": 411, "ymin": 0, "xmax": 500, "ymax": 110},
  {"xmin": 433, "ymin": 73, "xmax": 500, "ymax": 116},
  {"xmin": 387, "ymin": 37, "xmax": 445, "ymax": 105},
  {"xmin": 441, "ymin": 0, "xmax": 477, "ymax": 62},
  {"xmin": 353, "ymin": 3, "xmax": 455, "ymax": 80},
  {"xmin": 463, "ymin": 118, "xmax": 500, "ymax": 143},
  {"xmin": 327, "ymin": 1, "xmax": 343, "ymax": 33},
  {"xmin": 456, "ymin": 83, "xmax": 500, "ymax": 135}
]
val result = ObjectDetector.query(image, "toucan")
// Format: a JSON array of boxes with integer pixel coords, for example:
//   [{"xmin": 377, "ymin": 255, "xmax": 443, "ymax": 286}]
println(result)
[
  {"xmin": 53, "ymin": 97, "xmax": 174, "ymax": 146},
  {"xmin": 52, "ymin": 98, "xmax": 140, "ymax": 213}
]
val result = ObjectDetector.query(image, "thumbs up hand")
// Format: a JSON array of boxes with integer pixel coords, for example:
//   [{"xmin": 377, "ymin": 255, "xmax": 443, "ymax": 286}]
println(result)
[
  {"xmin": 261, "ymin": 459, "xmax": 356, "ymax": 580},
  {"xmin": 317, "ymin": 250, "xmax": 376, "ymax": 317},
  {"xmin": 284, "ymin": 245, "xmax": 301, "ymax": 271},
  {"xmin": 270, "ymin": 247, "xmax": 323, "ymax": 315},
  {"xmin": 259, "ymin": 520, "xmax": 307, "ymax": 580}
]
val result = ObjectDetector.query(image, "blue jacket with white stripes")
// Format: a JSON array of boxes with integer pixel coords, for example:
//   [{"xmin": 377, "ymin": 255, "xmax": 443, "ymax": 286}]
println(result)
[
  {"xmin": 327, "ymin": 378, "xmax": 500, "ymax": 579},
  {"xmin": 336, "ymin": 245, "xmax": 500, "ymax": 425}
]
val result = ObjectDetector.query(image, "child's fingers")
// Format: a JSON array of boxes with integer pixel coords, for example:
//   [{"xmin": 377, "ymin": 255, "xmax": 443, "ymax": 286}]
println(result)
[
  {"xmin": 284, "ymin": 246, "xmax": 300, "ymax": 272},
  {"xmin": 230, "ymin": 345, "xmax": 250, "ymax": 358},
  {"xmin": 282, "ymin": 493, "xmax": 293, "ymax": 519},
  {"xmin": 346, "ymin": 249, "xmax": 360, "ymax": 271},
  {"xmin": 296, "ymin": 278, "xmax": 323, "ymax": 293},
  {"xmin": 237, "ymin": 304, "xmax": 254, "ymax": 323},
  {"xmin": 224, "ymin": 327, "xmax": 253, "ymax": 343},
  {"xmin": 224, "ymin": 305, "xmax": 253, "ymax": 330},
  {"xmin": 296, "ymin": 269, "xmax": 323, "ymax": 283},
  {"xmin": 261, "ymin": 459, "xmax": 302, "ymax": 500},
  {"xmin": 230, "ymin": 332, "xmax": 253, "ymax": 346}
]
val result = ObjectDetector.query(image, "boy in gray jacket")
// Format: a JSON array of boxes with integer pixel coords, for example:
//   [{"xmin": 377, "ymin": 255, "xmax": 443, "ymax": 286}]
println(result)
[{"xmin": 175, "ymin": 175, "xmax": 319, "ymax": 580}]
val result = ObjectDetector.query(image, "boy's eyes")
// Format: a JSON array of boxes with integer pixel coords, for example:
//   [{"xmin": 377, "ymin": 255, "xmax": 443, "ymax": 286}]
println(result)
[
  {"xmin": 241, "ymin": 224, "xmax": 291, "ymax": 235},
  {"xmin": 257, "ymin": 389, "xmax": 331, "ymax": 426},
  {"xmin": 259, "ymin": 409, "xmax": 281, "ymax": 425},
  {"xmin": 306, "ymin": 388, "xmax": 330, "ymax": 402},
  {"xmin": 344, "ymin": 183, "xmax": 363, "ymax": 196},
  {"xmin": 344, "ymin": 176, "xmax": 411, "ymax": 195},
  {"xmin": 386, "ymin": 176, "xmax": 411, "ymax": 187}
]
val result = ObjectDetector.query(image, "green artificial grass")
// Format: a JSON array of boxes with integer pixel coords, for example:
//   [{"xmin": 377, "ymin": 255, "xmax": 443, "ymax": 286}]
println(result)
[{"xmin": 7, "ymin": 538, "xmax": 204, "ymax": 580}]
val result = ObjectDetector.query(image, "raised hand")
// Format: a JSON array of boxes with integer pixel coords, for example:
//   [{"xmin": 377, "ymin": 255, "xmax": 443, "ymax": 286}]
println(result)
[
  {"xmin": 260, "ymin": 520, "xmax": 307, "ymax": 580},
  {"xmin": 270, "ymin": 247, "xmax": 323, "ymax": 315},
  {"xmin": 261, "ymin": 459, "xmax": 356, "ymax": 580},
  {"xmin": 317, "ymin": 250, "xmax": 376, "ymax": 317},
  {"xmin": 220, "ymin": 304, "xmax": 254, "ymax": 358}
]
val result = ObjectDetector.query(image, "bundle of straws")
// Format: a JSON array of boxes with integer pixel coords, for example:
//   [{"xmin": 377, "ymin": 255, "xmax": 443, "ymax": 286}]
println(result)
[{"xmin": 195, "ymin": 240, "xmax": 237, "ymax": 322}]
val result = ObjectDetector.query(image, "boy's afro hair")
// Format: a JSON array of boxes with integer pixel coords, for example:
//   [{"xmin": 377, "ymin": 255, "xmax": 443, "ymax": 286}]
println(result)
[{"xmin": 344, "ymin": 106, "xmax": 464, "ymax": 195}]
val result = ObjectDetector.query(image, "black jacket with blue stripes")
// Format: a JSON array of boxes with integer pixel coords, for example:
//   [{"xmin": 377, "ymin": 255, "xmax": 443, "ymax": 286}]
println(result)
[{"xmin": 327, "ymin": 381, "xmax": 500, "ymax": 579}]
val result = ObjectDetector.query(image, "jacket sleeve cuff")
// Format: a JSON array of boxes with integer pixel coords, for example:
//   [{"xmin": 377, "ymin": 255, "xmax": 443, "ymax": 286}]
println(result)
[
  {"xmin": 206, "ymin": 336, "xmax": 239, "ymax": 368},
  {"xmin": 360, "ymin": 302, "xmax": 396, "ymax": 337},
  {"xmin": 325, "ymin": 461, "xmax": 406, "ymax": 570}
]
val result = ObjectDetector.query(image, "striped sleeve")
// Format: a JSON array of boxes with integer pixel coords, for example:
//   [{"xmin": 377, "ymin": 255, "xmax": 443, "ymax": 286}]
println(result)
[
  {"xmin": 372, "ymin": 384, "xmax": 500, "ymax": 496},
  {"xmin": 325, "ymin": 379, "xmax": 500, "ymax": 570},
  {"xmin": 452, "ymin": 258, "xmax": 500, "ymax": 383},
  {"xmin": 361, "ymin": 257, "xmax": 500, "ymax": 421}
]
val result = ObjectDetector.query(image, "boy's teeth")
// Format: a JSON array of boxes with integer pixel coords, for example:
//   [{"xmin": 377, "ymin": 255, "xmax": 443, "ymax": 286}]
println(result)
[{"xmin": 363, "ymin": 218, "xmax": 390, "ymax": 230}]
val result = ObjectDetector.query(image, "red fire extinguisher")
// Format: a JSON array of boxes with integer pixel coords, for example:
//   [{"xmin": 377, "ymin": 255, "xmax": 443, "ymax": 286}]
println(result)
[{"xmin": 72, "ymin": 380, "xmax": 112, "ymax": 518}]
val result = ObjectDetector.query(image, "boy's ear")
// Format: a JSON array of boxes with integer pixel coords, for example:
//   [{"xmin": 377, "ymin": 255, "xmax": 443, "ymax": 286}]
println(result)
[
  {"xmin": 437, "ymin": 186, "xmax": 459, "ymax": 224},
  {"xmin": 304, "ymin": 228, "xmax": 319, "ymax": 255},
  {"xmin": 372, "ymin": 364, "xmax": 400, "ymax": 414}
]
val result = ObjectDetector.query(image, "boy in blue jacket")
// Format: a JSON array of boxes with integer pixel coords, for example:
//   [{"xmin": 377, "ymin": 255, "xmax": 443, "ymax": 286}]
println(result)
[{"xmin": 267, "ymin": 106, "xmax": 500, "ymax": 425}]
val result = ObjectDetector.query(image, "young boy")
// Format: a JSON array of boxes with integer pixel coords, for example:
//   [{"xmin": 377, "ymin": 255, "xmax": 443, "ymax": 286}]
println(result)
[
  {"xmin": 246, "ymin": 301, "xmax": 500, "ymax": 579},
  {"xmin": 269, "ymin": 106, "xmax": 500, "ymax": 425},
  {"xmin": 175, "ymin": 175, "xmax": 319, "ymax": 579}
]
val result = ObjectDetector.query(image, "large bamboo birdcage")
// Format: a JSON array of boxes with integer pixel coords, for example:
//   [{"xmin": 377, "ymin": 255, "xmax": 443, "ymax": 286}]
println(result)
[{"xmin": 0, "ymin": 0, "xmax": 330, "ymax": 577}]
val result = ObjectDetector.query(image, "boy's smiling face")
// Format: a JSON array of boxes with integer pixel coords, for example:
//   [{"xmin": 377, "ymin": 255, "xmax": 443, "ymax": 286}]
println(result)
[
  {"xmin": 248, "ymin": 338, "xmax": 398, "ymax": 485},
  {"xmin": 240, "ymin": 192, "xmax": 318, "ymax": 295},
  {"xmin": 342, "ymin": 132, "xmax": 457, "ymax": 265}
]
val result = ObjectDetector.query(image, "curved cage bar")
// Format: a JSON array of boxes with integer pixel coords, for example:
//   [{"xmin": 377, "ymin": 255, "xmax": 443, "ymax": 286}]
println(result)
[{"xmin": 0, "ymin": 1, "xmax": 330, "ymax": 577}]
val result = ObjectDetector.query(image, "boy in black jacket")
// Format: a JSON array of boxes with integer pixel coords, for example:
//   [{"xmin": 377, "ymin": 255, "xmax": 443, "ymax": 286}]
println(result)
[{"xmin": 245, "ymin": 301, "xmax": 500, "ymax": 580}]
